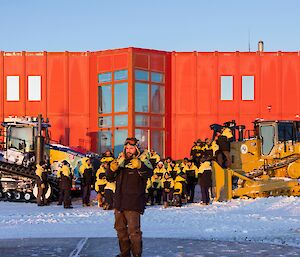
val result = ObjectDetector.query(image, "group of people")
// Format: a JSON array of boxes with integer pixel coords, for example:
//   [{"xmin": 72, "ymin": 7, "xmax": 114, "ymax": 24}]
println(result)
[{"xmin": 34, "ymin": 127, "xmax": 234, "ymax": 257}]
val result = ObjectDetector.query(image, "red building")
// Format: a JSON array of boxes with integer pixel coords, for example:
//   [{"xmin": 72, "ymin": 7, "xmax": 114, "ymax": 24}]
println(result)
[{"xmin": 1, "ymin": 48, "xmax": 300, "ymax": 159}]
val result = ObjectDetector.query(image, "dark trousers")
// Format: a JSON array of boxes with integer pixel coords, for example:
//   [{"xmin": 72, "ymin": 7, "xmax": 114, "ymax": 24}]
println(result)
[
  {"xmin": 60, "ymin": 188, "xmax": 71, "ymax": 207},
  {"xmin": 201, "ymin": 186, "xmax": 210, "ymax": 204},
  {"xmin": 104, "ymin": 189, "xmax": 114, "ymax": 209},
  {"xmin": 82, "ymin": 184, "xmax": 91, "ymax": 205},
  {"xmin": 37, "ymin": 185, "xmax": 47, "ymax": 205},
  {"xmin": 186, "ymin": 182, "xmax": 196, "ymax": 203},
  {"xmin": 162, "ymin": 189, "xmax": 173, "ymax": 203},
  {"xmin": 149, "ymin": 188, "xmax": 162, "ymax": 205},
  {"xmin": 114, "ymin": 210, "xmax": 142, "ymax": 257}
]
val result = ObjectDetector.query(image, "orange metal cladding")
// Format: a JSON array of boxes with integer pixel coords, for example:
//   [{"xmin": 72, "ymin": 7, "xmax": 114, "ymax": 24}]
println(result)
[
  {"xmin": 171, "ymin": 51, "xmax": 300, "ymax": 159},
  {"xmin": 1, "ymin": 48, "xmax": 300, "ymax": 159}
]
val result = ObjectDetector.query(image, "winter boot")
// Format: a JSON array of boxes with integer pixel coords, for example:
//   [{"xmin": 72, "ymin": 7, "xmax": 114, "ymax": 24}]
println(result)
[{"xmin": 117, "ymin": 239, "xmax": 131, "ymax": 257}]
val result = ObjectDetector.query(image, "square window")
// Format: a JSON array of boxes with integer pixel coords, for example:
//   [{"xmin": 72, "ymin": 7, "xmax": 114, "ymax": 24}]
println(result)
[
  {"xmin": 7, "ymin": 76, "xmax": 19, "ymax": 101},
  {"xmin": 114, "ymin": 70, "xmax": 128, "ymax": 81},
  {"xmin": 135, "ymin": 115, "xmax": 149, "ymax": 127},
  {"xmin": 135, "ymin": 69, "xmax": 149, "ymax": 81},
  {"xmin": 28, "ymin": 76, "xmax": 41, "ymax": 101},
  {"xmin": 98, "ymin": 72, "xmax": 112, "ymax": 83},
  {"xmin": 242, "ymin": 76, "xmax": 254, "ymax": 100},
  {"xmin": 151, "ymin": 72, "xmax": 164, "ymax": 83},
  {"xmin": 221, "ymin": 76, "xmax": 233, "ymax": 100},
  {"xmin": 115, "ymin": 115, "xmax": 128, "ymax": 127},
  {"xmin": 98, "ymin": 116, "xmax": 112, "ymax": 128}
]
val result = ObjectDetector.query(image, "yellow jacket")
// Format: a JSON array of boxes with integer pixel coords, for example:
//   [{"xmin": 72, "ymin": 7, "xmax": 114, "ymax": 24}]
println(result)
[
  {"xmin": 222, "ymin": 128, "xmax": 233, "ymax": 139},
  {"xmin": 35, "ymin": 164, "xmax": 44, "ymax": 179},
  {"xmin": 104, "ymin": 181, "xmax": 116, "ymax": 193},
  {"xmin": 95, "ymin": 165, "xmax": 107, "ymax": 187},
  {"xmin": 153, "ymin": 166, "xmax": 167, "ymax": 178},
  {"xmin": 198, "ymin": 161, "xmax": 212, "ymax": 174},
  {"xmin": 161, "ymin": 177, "xmax": 174, "ymax": 189},
  {"xmin": 149, "ymin": 153, "xmax": 160, "ymax": 163},
  {"xmin": 183, "ymin": 163, "xmax": 198, "ymax": 178},
  {"xmin": 151, "ymin": 175, "xmax": 162, "ymax": 189},
  {"xmin": 79, "ymin": 158, "xmax": 92, "ymax": 176},
  {"xmin": 210, "ymin": 140, "xmax": 219, "ymax": 155}
]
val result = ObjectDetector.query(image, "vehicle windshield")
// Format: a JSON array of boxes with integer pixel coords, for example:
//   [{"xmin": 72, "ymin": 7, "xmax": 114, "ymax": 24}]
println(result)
[{"xmin": 260, "ymin": 125, "xmax": 275, "ymax": 155}]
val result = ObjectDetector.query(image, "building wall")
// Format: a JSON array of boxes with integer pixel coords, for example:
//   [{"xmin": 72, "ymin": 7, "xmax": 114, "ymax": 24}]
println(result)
[
  {"xmin": 171, "ymin": 51, "xmax": 300, "ymax": 159},
  {"xmin": 1, "ymin": 49, "xmax": 300, "ymax": 159}
]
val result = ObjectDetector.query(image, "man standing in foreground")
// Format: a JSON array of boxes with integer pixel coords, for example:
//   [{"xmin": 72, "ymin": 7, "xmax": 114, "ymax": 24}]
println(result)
[{"xmin": 107, "ymin": 138, "xmax": 153, "ymax": 257}]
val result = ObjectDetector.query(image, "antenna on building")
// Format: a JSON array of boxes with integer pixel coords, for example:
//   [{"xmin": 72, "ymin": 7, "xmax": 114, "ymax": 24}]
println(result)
[{"xmin": 248, "ymin": 30, "xmax": 251, "ymax": 52}]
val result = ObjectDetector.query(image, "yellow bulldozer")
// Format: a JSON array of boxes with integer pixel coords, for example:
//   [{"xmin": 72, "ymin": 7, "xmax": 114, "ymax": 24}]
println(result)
[{"xmin": 212, "ymin": 120, "xmax": 300, "ymax": 201}]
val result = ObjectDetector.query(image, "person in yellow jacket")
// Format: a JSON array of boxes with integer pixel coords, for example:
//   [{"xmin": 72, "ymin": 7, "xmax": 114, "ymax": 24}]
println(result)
[
  {"xmin": 167, "ymin": 161, "xmax": 181, "ymax": 179},
  {"xmin": 57, "ymin": 160, "xmax": 73, "ymax": 208},
  {"xmin": 150, "ymin": 173, "xmax": 162, "ymax": 205},
  {"xmin": 180, "ymin": 157, "xmax": 189, "ymax": 170},
  {"xmin": 183, "ymin": 159, "xmax": 198, "ymax": 203},
  {"xmin": 95, "ymin": 157, "xmax": 112, "ymax": 208},
  {"xmin": 173, "ymin": 170, "xmax": 187, "ymax": 207},
  {"xmin": 79, "ymin": 157, "xmax": 94, "ymax": 206},
  {"xmin": 35, "ymin": 161, "xmax": 48, "ymax": 206},
  {"xmin": 161, "ymin": 172, "xmax": 175, "ymax": 208},
  {"xmin": 149, "ymin": 149, "xmax": 160, "ymax": 168},
  {"xmin": 153, "ymin": 161, "xmax": 167, "ymax": 179},
  {"xmin": 216, "ymin": 127, "xmax": 233, "ymax": 168},
  {"xmin": 103, "ymin": 180, "xmax": 116, "ymax": 210},
  {"xmin": 198, "ymin": 160, "xmax": 213, "ymax": 205}
]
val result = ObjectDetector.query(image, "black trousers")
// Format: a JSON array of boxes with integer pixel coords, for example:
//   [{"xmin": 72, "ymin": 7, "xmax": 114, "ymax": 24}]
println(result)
[
  {"xmin": 82, "ymin": 184, "xmax": 91, "ymax": 205},
  {"xmin": 37, "ymin": 185, "xmax": 47, "ymax": 205},
  {"xmin": 114, "ymin": 210, "xmax": 142, "ymax": 257},
  {"xmin": 104, "ymin": 189, "xmax": 114, "ymax": 209},
  {"xmin": 201, "ymin": 186, "xmax": 210, "ymax": 204},
  {"xmin": 186, "ymin": 181, "xmax": 196, "ymax": 202},
  {"xmin": 162, "ymin": 189, "xmax": 173, "ymax": 202},
  {"xmin": 62, "ymin": 188, "xmax": 71, "ymax": 207}
]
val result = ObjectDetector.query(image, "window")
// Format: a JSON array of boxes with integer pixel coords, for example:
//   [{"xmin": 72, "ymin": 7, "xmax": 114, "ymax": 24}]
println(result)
[
  {"xmin": 98, "ymin": 116, "xmax": 112, "ymax": 128},
  {"xmin": 151, "ymin": 85, "xmax": 164, "ymax": 113},
  {"xmin": 98, "ymin": 72, "xmax": 112, "ymax": 83},
  {"xmin": 28, "ymin": 76, "xmax": 41, "ymax": 101},
  {"xmin": 98, "ymin": 131, "xmax": 112, "ymax": 154},
  {"xmin": 114, "ymin": 70, "xmax": 128, "ymax": 81},
  {"xmin": 114, "ymin": 129, "xmax": 128, "ymax": 157},
  {"xmin": 98, "ymin": 85, "xmax": 112, "ymax": 113},
  {"xmin": 7, "ymin": 76, "xmax": 19, "ymax": 101},
  {"xmin": 151, "ymin": 116, "xmax": 164, "ymax": 128},
  {"xmin": 151, "ymin": 130, "xmax": 164, "ymax": 156},
  {"xmin": 260, "ymin": 125, "xmax": 275, "ymax": 156},
  {"xmin": 220, "ymin": 76, "xmax": 233, "ymax": 100},
  {"xmin": 135, "ymin": 82, "xmax": 149, "ymax": 112},
  {"xmin": 151, "ymin": 72, "xmax": 164, "ymax": 83},
  {"xmin": 115, "ymin": 115, "xmax": 128, "ymax": 127},
  {"xmin": 114, "ymin": 82, "xmax": 128, "ymax": 112},
  {"xmin": 135, "ymin": 129, "xmax": 149, "ymax": 150},
  {"xmin": 135, "ymin": 69, "xmax": 149, "ymax": 81},
  {"xmin": 242, "ymin": 76, "xmax": 254, "ymax": 100},
  {"xmin": 135, "ymin": 115, "xmax": 149, "ymax": 127}
]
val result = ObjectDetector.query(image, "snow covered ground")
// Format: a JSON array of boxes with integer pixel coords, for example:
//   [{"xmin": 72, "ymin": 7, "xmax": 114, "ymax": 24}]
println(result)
[{"xmin": 0, "ymin": 196, "xmax": 299, "ymax": 248}]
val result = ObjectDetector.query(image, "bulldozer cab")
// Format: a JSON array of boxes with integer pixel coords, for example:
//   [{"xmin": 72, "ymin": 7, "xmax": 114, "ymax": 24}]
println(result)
[
  {"xmin": 2, "ymin": 117, "xmax": 50, "ymax": 153},
  {"xmin": 258, "ymin": 120, "xmax": 300, "ymax": 158}
]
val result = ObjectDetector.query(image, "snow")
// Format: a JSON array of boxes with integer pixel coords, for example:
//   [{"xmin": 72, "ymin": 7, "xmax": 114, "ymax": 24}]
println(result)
[{"xmin": 0, "ymin": 196, "xmax": 299, "ymax": 248}]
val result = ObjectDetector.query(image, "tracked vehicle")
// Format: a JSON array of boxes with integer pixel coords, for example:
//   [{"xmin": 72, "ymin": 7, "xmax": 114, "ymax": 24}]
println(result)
[
  {"xmin": 211, "ymin": 120, "xmax": 300, "ymax": 201},
  {"xmin": 0, "ymin": 114, "xmax": 56, "ymax": 202}
]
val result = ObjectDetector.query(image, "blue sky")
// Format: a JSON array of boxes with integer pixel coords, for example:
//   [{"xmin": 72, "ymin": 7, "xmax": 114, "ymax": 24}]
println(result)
[{"xmin": 1, "ymin": 0, "xmax": 299, "ymax": 52}]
